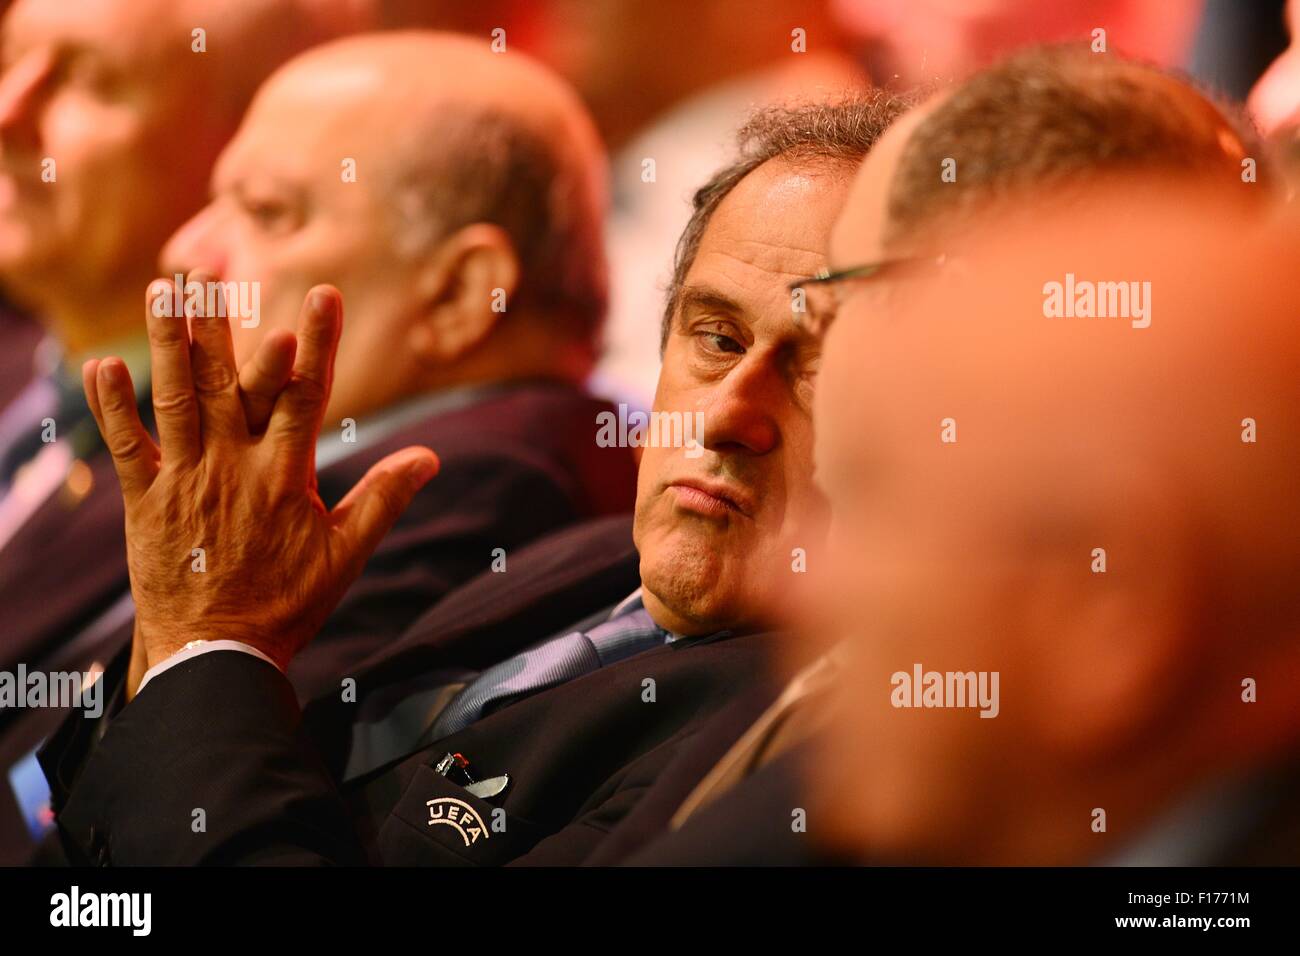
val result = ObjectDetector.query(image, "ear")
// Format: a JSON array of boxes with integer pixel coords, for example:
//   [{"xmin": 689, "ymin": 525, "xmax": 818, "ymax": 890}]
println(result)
[{"xmin": 407, "ymin": 223, "xmax": 520, "ymax": 365}]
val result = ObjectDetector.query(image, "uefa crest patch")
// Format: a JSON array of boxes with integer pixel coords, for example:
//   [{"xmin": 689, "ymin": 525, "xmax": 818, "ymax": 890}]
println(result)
[{"xmin": 426, "ymin": 797, "xmax": 490, "ymax": 846}]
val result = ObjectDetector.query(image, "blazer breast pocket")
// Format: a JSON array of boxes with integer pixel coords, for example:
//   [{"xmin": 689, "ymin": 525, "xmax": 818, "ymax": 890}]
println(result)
[{"xmin": 377, "ymin": 764, "xmax": 545, "ymax": 866}]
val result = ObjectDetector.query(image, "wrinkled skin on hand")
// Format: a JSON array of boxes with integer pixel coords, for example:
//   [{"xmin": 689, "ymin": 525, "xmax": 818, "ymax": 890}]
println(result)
[{"xmin": 83, "ymin": 277, "xmax": 439, "ymax": 695}]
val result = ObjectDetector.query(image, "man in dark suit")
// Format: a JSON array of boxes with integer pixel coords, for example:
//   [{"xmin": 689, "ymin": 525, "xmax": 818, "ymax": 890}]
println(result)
[
  {"xmin": 619, "ymin": 53, "xmax": 1300, "ymax": 872},
  {"xmin": 36, "ymin": 94, "xmax": 911, "ymax": 865},
  {"xmin": 0, "ymin": 32, "xmax": 640, "ymax": 863},
  {"xmin": 580, "ymin": 48, "xmax": 1298, "ymax": 868}
]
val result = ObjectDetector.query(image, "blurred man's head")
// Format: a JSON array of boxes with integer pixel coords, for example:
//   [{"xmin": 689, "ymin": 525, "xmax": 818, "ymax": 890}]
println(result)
[
  {"xmin": 883, "ymin": 46, "xmax": 1261, "ymax": 259},
  {"xmin": 634, "ymin": 95, "xmax": 908, "ymax": 637},
  {"xmin": 814, "ymin": 198, "xmax": 1300, "ymax": 865},
  {"xmin": 808, "ymin": 50, "xmax": 1297, "ymax": 864},
  {"xmin": 0, "ymin": 0, "xmax": 404, "ymax": 352},
  {"xmin": 163, "ymin": 31, "xmax": 607, "ymax": 424},
  {"xmin": 800, "ymin": 46, "xmax": 1269, "ymax": 343}
]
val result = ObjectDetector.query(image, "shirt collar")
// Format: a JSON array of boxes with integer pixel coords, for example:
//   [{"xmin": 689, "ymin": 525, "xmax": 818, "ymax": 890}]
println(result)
[{"xmin": 613, "ymin": 588, "xmax": 696, "ymax": 644}]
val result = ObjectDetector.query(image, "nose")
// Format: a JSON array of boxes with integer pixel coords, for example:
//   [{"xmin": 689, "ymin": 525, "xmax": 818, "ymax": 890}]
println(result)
[
  {"xmin": 160, "ymin": 203, "xmax": 228, "ymax": 277},
  {"xmin": 699, "ymin": 352, "xmax": 783, "ymax": 457},
  {"xmin": 0, "ymin": 48, "xmax": 55, "ymax": 155}
]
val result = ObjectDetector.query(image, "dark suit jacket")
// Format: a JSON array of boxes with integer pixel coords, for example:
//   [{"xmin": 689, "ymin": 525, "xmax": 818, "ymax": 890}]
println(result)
[
  {"xmin": 610, "ymin": 725, "xmax": 1300, "ymax": 866},
  {"xmin": 617, "ymin": 750, "xmax": 822, "ymax": 866},
  {"xmin": 40, "ymin": 516, "xmax": 782, "ymax": 866},
  {"xmin": 0, "ymin": 305, "xmax": 41, "ymax": 410},
  {"xmin": 582, "ymin": 685, "xmax": 778, "ymax": 864},
  {"xmin": 579, "ymin": 686, "xmax": 836, "ymax": 866},
  {"xmin": 0, "ymin": 381, "xmax": 636, "ymax": 864}
]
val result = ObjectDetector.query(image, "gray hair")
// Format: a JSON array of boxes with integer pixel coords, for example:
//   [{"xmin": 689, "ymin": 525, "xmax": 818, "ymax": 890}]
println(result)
[
  {"xmin": 386, "ymin": 106, "xmax": 608, "ymax": 343},
  {"xmin": 886, "ymin": 45, "xmax": 1270, "ymax": 250},
  {"xmin": 661, "ymin": 91, "xmax": 914, "ymax": 349}
]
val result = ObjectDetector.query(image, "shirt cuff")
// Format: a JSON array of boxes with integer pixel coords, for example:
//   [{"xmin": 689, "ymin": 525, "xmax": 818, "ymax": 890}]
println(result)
[{"xmin": 135, "ymin": 640, "xmax": 283, "ymax": 695}]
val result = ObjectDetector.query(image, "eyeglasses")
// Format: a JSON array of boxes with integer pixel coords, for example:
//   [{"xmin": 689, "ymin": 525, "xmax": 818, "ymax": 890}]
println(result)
[{"xmin": 788, "ymin": 254, "xmax": 952, "ymax": 338}]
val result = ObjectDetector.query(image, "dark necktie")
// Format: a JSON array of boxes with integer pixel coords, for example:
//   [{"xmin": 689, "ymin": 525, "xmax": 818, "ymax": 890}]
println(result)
[
  {"xmin": 429, "ymin": 602, "xmax": 666, "ymax": 739},
  {"xmin": 343, "ymin": 598, "xmax": 668, "ymax": 780}
]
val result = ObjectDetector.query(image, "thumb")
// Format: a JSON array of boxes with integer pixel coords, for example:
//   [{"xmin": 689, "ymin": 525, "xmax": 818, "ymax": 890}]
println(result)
[{"xmin": 331, "ymin": 446, "xmax": 440, "ymax": 567}]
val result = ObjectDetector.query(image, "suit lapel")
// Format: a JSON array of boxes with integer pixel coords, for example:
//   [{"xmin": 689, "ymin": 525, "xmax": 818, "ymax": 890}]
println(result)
[{"xmin": 301, "ymin": 514, "xmax": 638, "ymax": 759}]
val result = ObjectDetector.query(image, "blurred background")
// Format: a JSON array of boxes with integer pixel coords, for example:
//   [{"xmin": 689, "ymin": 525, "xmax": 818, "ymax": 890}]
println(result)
[{"xmin": 0, "ymin": 0, "xmax": 1293, "ymax": 409}]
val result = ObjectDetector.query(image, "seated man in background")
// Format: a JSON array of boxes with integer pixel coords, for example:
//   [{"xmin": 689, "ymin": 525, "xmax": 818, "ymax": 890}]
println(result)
[
  {"xmin": 592, "ymin": 45, "xmax": 1283, "ymax": 866},
  {"xmin": 0, "ymin": 0, "xmax": 451, "ymax": 675},
  {"xmin": 2, "ymin": 30, "xmax": 637, "ymax": 862},
  {"xmin": 39, "ymin": 95, "xmax": 907, "ymax": 866},
  {"xmin": 158, "ymin": 32, "xmax": 637, "ymax": 699}
]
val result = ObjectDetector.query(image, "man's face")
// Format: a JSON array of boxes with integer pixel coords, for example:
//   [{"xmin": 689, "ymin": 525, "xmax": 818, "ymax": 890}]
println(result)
[
  {"xmin": 0, "ymin": 0, "xmax": 227, "ymax": 303},
  {"xmin": 161, "ymin": 58, "xmax": 425, "ymax": 418},
  {"xmin": 633, "ymin": 157, "xmax": 839, "ymax": 636},
  {"xmin": 811, "ymin": 144, "xmax": 1215, "ymax": 862},
  {"xmin": 808, "ymin": 134, "xmax": 1029, "ymax": 861}
]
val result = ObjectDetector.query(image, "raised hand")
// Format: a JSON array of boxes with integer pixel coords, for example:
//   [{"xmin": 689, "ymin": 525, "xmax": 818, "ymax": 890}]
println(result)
[{"xmin": 82, "ymin": 277, "xmax": 439, "ymax": 687}]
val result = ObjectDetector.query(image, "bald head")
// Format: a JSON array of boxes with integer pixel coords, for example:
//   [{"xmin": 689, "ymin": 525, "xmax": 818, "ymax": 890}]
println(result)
[
  {"xmin": 250, "ymin": 31, "xmax": 607, "ymax": 328},
  {"xmin": 261, "ymin": 31, "xmax": 603, "ymax": 162},
  {"xmin": 163, "ymin": 30, "xmax": 607, "ymax": 424}
]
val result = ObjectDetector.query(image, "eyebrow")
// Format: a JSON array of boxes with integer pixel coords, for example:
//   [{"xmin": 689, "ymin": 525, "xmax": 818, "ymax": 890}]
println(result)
[
  {"xmin": 665, "ymin": 286, "xmax": 748, "ymax": 338},
  {"xmin": 674, "ymin": 286, "xmax": 746, "ymax": 322},
  {"xmin": 674, "ymin": 282, "xmax": 830, "ymax": 349},
  {"xmin": 213, "ymin": 165, "xmax": 296, "ymax": 201}
]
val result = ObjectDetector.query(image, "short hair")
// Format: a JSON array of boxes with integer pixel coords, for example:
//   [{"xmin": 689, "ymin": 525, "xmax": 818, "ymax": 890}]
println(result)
[
  {"xmin": 386, "ymin": 106, "xmax": 608, "ymax": 343},
  {"xmin": 662, "ymin": 92, "xmax": 914, "ymax": 349},
  {"xmin": 886, "ymin": 45, "xmax": 1267, "ymax": 248}
]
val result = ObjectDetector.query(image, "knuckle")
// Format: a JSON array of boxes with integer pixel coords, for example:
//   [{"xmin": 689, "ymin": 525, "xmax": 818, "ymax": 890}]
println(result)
[
  {"xmin": 152, "ymin": 388, "xmax": 196, "ymax": 417},
  {"xmin": 99, "ymin": 386, "xmax": 134, "ymax": 414},
  {"xmin": 290, "ymin": 373, "xmax": 327, "ymax": 406},
  {"xmin": 109, "ymin": 431, "xmax": 149, "ymax": 462},
  {"xmin": 192, "ymin": 362, "xmax": 236, "ymax": 395}
]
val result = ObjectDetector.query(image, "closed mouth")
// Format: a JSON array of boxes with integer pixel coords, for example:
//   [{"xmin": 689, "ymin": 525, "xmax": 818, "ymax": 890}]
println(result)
[{"xmin": 668, "ymin": 478, "xmax": 753, "ymax": 518}]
